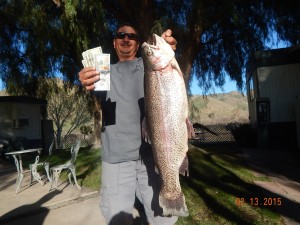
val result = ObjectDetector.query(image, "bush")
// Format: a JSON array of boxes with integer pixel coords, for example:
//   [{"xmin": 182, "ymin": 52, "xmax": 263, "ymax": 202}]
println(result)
[
  {"xmin": 230, "ymin": 123, "xmax": 257, "ymax": 147},
  {"xmin": 80, "ymin": 125, "xmax": 93, "ymax": 139}
]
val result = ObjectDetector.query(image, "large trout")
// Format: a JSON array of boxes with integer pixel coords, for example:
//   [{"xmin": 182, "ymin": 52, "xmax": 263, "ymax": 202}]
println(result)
[{"xmin": 141, "ymin": 34, "xmax": 192, "ymax": 217}]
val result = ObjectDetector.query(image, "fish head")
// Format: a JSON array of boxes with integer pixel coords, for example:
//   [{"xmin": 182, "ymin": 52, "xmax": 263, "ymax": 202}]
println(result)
[{"xmin": 141, "ymin": 34, "xmax": 175, "ymax": 72}]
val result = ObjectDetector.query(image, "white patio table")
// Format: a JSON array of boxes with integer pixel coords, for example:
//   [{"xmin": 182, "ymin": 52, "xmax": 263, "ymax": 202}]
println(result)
[{"xmin": 5, "ymin": 148, "xmax": 42, "ymax": 193}]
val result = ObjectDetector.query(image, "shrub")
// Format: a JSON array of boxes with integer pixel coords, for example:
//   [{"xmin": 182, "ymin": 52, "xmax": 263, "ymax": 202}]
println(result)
[
  {"xmin": 80, "ymin": 125, "xmax": 93, "ymax": 139},
  {"xmin": 230, "ymin": 123, "xmax": 257, "ymax": 147}
]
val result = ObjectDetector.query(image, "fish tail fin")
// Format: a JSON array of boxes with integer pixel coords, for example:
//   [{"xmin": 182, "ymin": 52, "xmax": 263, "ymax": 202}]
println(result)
[
  {"xmin": 179, "ymin": 155, "xmax": 189, "ymax": 176},
  {"xmin": 159, "ymin": 191, "xmax": 189, "ymax": 217}
]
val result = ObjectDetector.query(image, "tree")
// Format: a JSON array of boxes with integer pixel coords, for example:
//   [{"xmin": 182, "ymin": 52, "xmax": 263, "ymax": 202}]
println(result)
[
  {"xmin": 1, "ymin": 0, "xmax": 107, "ymax": 145},
  {"xmin": 44, "ymin": 79, "xmax": 92, "ymax": 148},
  {"xmin": 1, "ymin": 0, "xmax": 299, "ymax": 138},
  {"xmin": 1, "ymin": 1, "xmax": 299, "ymax": 91}
]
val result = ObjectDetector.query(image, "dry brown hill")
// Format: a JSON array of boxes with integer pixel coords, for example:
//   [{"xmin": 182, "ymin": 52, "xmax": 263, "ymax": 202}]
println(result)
[
  {"xmin": 190, "ymin": 91, "xmax": 249, "ymax": 125},
  {"xmin": 0, "ymin": 90, "xmax": 8, "ymax": 96},
  {"xmin": 1, "ymin": 88, "xmax": 249, "ymax": 125}
]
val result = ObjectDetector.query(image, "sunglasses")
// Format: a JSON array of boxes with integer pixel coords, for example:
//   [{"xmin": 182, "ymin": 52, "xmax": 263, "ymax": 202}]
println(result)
[{"xmin": 115, "ymin": 32, "xmax": 138, "ymax": 41}]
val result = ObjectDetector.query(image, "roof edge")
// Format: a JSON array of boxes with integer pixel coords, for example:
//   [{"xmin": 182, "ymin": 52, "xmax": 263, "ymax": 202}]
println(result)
[{"xmin": 0, "ymin": 96, "xmax": 47, "ymax": 105}]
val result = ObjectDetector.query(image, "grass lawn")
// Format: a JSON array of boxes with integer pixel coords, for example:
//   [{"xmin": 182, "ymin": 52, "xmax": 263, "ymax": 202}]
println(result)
[
  {"xmin": 177, "ymin": 144, "xmax": 283, "ymax": 225},
  {"xmin": 29, "ymin": 144, "xmax": 284, "ymax": 224}
]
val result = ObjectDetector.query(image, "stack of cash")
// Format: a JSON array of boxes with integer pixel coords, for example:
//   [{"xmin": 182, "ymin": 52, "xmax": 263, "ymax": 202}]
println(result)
[
  {"xmin": 82, "ymin": 46, "xmax": 103, "ymax": 67},
  {"xmin": 82, "ymin": 46, "xmax": 110, "ymax": 91}
]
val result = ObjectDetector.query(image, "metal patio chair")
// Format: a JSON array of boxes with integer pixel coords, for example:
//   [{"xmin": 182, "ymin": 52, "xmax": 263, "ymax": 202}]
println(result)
[
  {"xmin": 49, "ymin": 139, "xmax": 81, "ymax": 190},
  {"xmin": 29, "ymin": 140, "xmax": 54, "ymax": 185}
]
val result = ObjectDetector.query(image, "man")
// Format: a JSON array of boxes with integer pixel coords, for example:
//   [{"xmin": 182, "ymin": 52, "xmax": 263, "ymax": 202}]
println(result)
[{"xmin": 79, "ymin": 23, "xmax": 177, "ymax": 225}]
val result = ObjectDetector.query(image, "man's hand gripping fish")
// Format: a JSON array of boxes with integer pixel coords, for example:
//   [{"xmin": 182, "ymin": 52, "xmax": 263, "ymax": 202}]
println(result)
[{"xmin": 141, "ymin": 34, "xmax": 194, "ymax": 217}]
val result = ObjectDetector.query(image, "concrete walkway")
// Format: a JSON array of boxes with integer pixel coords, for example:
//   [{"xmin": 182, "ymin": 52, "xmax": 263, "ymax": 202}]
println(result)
[
  {"xmin": 242, "ymin": 148, "xmax": 300, "ymax": 225},
  {"xmin": 0, "ymin": 158, "xmax": 106, "ymax": 225},
  {"xmin": 0, "ymin": 148, "xmax": 299, "ymax": 225}
]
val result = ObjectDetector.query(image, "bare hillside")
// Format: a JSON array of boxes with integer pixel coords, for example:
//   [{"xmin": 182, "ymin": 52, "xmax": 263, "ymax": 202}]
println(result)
[
  {"xmin": 0, "ymin": 90, "xmax": 7, "ymax": 96},
  {"xmin": 1, "ymin": 89, "xmax": 249, "ymax": 125},
  {"xmin": 190, "ymin": 91, "xmax": 249, "ymax": 125}
]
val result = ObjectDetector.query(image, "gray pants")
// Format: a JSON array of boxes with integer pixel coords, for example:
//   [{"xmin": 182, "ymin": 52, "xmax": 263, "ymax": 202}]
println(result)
[{"xmin": 99, "ymin": 157, "xmax": 178, "ymax": 225}]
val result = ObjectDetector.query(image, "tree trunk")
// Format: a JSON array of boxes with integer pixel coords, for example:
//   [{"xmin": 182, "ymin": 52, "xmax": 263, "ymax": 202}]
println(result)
[
  {"xmin": 56, "ymin": 127, "xmax": 62, "ymax": 149},
  {"xmin": 178, "ymin": 24, "xmax": 204, "ymax": 90},
  {"xmin": 93, "ymin": 96, "xmax": 102, "ymax": 148}
]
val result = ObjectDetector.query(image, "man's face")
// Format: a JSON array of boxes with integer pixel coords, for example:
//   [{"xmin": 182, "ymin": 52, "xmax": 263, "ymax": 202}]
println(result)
[{"xmin": 113, "ymin": 26, "xmax": 139, "ymax": 61}]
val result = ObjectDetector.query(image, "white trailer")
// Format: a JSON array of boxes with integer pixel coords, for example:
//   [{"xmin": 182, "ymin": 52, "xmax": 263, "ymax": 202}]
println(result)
[{"xmin": 246, "ymin": 45, "xmax": 300, "ymax": 149}]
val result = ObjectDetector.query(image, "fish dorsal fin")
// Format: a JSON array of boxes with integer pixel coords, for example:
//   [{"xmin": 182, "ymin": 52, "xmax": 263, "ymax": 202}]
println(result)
[{"xmin": 171, "ymin": 58, "xmax": 183, "ymax": 77}]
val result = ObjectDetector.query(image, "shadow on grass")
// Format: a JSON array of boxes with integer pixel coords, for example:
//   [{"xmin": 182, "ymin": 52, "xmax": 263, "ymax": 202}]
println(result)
[
  {"xmin": 75, "ymin": 147, "xmax": 101, "ymax": 187},
  {"xmin": 180, "ymin": 144, "xmax": 300, "ymax": 224}
]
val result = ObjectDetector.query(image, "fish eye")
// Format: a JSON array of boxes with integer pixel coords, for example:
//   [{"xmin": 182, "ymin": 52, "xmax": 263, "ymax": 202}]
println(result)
[{"xmin": 146, "ymin": 46, "xmax": 153, "ymax": 56}]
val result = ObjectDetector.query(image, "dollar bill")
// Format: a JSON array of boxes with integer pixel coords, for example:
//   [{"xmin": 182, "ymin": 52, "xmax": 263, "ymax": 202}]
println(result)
[{"xmin": 94, "ymin": 54, "xmax": 110, "ymax": 91}]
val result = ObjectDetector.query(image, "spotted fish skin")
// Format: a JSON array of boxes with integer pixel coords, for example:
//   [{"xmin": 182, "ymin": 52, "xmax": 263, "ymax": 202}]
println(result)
[{"xmin": 141, "ymin": 34, "xmax": 189, "ymax": 217}]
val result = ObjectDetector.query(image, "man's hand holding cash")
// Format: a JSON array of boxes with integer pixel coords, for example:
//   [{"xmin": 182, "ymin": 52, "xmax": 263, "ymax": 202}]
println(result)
[{"xmin": 79, "ymin": 46, "xmax": 110, "ymax": 91}]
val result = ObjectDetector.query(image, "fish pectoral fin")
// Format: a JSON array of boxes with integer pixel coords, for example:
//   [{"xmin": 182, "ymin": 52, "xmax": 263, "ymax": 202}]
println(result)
[
  {"xmin": 186, "ymin": 118, "xmax": 196, "ymax": 139},
  {"xmin": 154, "ymin": 165, "xmax": 159, "ymax": 174},
  {"xmin": 179, "ymin": 155, "xmax": 189, "ymax": 177},
  {"xmin": 171, "ymin": 58, "xmax": 183, "ymax": 77},
  {"xmin": 142, "ymin": 117, "xmax": 151, "ymax": 144}
]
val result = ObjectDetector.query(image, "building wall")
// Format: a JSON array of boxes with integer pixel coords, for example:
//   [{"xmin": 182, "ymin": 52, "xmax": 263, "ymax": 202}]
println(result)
[
  {"xmin": 0, "ymin": 103, "xmax": 13, "ymax": 138},
  {"xmin": 246, "ymin": 46, "xmax": 300, "ymax": 149},
  {"xmin": 0, "ymin": 102, "xmax": 42, "ymax": 140},
  {"xmin": 295, "ymin": 98, "xmax": 300, "ymax": 148},
  {"xmin": 257, "ymin": 63, "xmax": 300, "ymax": 122}
]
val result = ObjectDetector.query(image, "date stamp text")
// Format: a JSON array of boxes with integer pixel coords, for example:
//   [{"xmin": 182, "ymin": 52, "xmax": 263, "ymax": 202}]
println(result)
[{"xmin": 235, "ymin": 197, "xmax": 282, "ymax": 206}]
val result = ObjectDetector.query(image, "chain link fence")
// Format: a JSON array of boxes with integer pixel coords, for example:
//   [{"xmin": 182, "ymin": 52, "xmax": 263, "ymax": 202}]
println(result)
[
  {"xmin": 58, "ymin": 133, "xmax": 96, "ymax": 149},
  {"xmin": 191, "ymin": 123, "xmax": 243, "ymax": 146},
  {"xmin": 57, "ymin": 123, "xmax": 250, "ymax": 149}
]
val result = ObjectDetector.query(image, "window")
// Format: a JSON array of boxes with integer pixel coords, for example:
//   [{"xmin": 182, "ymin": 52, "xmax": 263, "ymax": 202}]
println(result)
[
  {"xmin": 248, "ymin": 75, "xmax": 255, "ymax": 101},
  {"xmin": 256, "ymin": 100, "xmax": 270, "ymax": 123},
  {"xmin": 12, "ymin": 119, "xmax": 29, "ymax": 128}
]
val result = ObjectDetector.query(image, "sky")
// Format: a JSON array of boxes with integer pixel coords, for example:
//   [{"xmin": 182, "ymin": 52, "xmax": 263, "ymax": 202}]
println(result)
[
  {"xmin": 0, "ymin": 33, "xmax": 289, "ymax": 93},
  {"xmin": 0, "ymin": 70, "xmax": 238, "ymax": 93},
  {"xmin": 190, "ymin": 34, "xmax": 289, "ymax": 95},
  {"xmin": 191, "ymin": 43, "xmax": 290, "ymax": 95},
  {"xmin": 190, "ymin": 74, "xmax": 240, "ymax": 95},
  {"xmin": 0, "ymin": 79, "xmax": 4, "ymax": 91}
]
